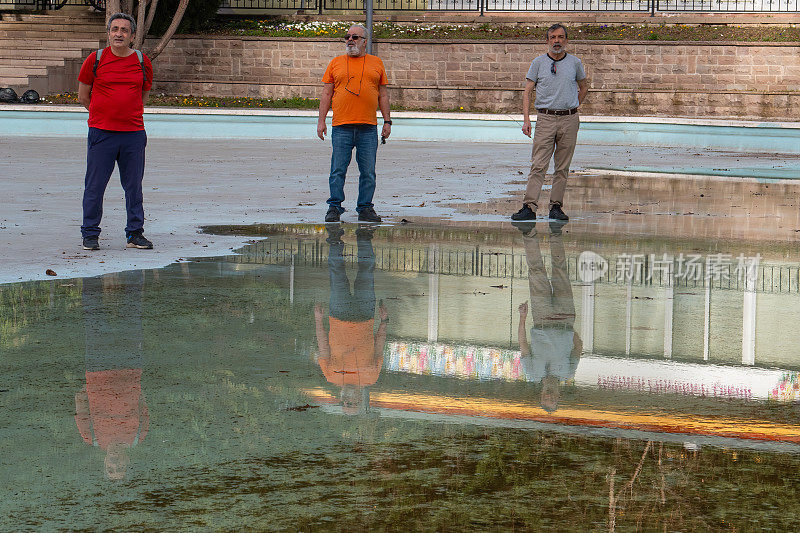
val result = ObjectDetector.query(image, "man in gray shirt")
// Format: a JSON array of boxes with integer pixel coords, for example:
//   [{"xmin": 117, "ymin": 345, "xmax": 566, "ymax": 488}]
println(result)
[{"xmin": 512, "ymin": 24, "xmax": 589, "ymax": 222}]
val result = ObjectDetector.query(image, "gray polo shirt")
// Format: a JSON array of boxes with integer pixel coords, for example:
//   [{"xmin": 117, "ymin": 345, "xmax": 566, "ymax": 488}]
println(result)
[{"xmin": 526, "ymin": 53, "xmax": 586, "ymax": 111}]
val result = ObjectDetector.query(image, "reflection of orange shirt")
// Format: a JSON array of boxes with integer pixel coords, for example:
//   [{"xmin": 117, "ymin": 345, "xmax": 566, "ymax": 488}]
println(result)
[
  {"xmin": 320, "ymin": 318, "xmax": 382, "ymax": 386},
  {"xmin": 323, "ymin": 54, "xmax": 388, "ymax": 126},
  {"xmin": 76, "ymin": 369, "xmax": 148, "ymax": 449}
]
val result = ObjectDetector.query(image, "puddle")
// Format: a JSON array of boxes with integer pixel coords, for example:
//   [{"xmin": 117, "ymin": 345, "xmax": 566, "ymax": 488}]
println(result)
[{"xmin": 4, "ymin": 222, "xmax": 800, "ymax": 529}]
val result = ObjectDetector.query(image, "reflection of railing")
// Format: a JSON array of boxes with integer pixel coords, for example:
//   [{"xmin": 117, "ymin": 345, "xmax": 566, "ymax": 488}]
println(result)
[
  {"xmin": 225, "ymin": 238, "xmax": 800, "ymax": 293},
  {"xmin": 217, "ymin": 0, "xmax": 798, "ymax": 12}
]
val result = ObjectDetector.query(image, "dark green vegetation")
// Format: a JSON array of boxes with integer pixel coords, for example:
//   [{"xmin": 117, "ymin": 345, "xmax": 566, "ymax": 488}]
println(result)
[{"xmin": 42, "ymin": 93, "xmax": 321, "ymax": 109}]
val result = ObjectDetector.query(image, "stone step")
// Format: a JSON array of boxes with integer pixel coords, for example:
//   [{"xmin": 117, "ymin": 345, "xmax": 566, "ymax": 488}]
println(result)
[
  {"xmin": 0, "ymin": 65, "xmax": 48, "ymax": 76},
  {"xmin": 0, "ymin": 76, "xmax": 30, "ymax": 86},
  {"xmin": 0, "ymin": 38, "xmax": 102, "ymax": 49},
  {"xmin": 0, "ymin": 30, "xmax": 106, "ymax": 40},
  {"xmin": 6, "ymin": 12, "xmax": 105, "ymax": 23},
  {"xmin": 0, "ymin": 57, "xmax": 72, "ymax": 66},
  {"xmin": 0, "ymin": 19, "xmax": 104, "ymax": 29},
  {"xmin": 0, "ymin": 49, "xmax": 88, "ymax": 59}
]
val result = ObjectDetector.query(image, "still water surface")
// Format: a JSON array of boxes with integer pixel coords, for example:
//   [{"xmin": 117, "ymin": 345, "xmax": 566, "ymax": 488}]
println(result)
[{"xmin": 3, "ymin": 223, "xmax": 800, "ymax": 530}]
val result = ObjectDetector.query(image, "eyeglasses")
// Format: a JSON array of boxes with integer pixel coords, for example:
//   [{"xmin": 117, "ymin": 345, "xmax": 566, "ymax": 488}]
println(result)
[
  {"xmin": 345, "ymin": 34, "xmax": 363, "ymax": 41},
  {"xmin": 551, "ymin": 61, "xmax": 557, "ymax": 75}
]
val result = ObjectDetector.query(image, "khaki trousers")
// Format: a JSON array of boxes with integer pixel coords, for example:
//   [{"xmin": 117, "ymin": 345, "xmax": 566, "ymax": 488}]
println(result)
[
  {"xmin": 523, "ymin": 112, "xmax": 580, "ymax": 210},
  {"xmin": 524, "ymin": 233, "xmax": 575, "ymax": 328}
]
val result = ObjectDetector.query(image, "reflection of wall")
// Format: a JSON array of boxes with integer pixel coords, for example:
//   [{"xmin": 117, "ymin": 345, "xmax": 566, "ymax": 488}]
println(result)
[
  {"xmin": 383, "ymin": 260, "xmax": 800, "ymax": 369},
  {"xmin": 263, "ymin": 236, "xmax": 800, "ymax": 368}
]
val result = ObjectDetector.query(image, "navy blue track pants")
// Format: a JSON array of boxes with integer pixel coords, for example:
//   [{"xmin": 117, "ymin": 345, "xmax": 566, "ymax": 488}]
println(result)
[{"xmin": 81, "ymin": 127, "xmax": 147, "ymax": 238}]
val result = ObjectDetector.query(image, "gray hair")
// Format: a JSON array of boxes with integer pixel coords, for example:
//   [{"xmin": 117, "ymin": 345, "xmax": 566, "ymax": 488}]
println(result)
[
  {"xmin": 107, "ymin": 12, "xmax": 137, "ymax": 34},
  {"xmin": 546, "ymin": 23, "xmax": 567, "ymax": 39},
  {"xmin": 350, "ymin": 23, "xmax": 369, "ymax": 37}
]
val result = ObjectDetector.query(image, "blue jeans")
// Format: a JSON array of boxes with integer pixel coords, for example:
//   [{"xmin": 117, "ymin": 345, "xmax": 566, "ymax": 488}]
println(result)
[
  {"xmin": 328, "ymin": 124, "xmax": 378, "ymax": 214},
  {"xmin": 82, "ymin": 128, "xmax": 147, "ymax": 238},
  {"xmin": 328, "ymin": 237, "xmax": 376, "ymax": 321}
]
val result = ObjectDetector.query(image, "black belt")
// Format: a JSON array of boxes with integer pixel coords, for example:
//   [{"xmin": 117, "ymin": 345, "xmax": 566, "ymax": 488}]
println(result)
[{"xmin": 537, "ymin": 108, "xmax": 578, "ymax": 116}]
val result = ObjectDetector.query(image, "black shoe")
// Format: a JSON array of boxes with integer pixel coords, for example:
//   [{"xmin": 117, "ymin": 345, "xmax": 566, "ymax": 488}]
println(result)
[
  {"xmin": 357, "ymin": 207, "xmax": 382, "ymax": 223},
  {"xmin": 126, "ymin": 232, "xmax": 153, "ymax": 249},
  {"xmin": 549, "ymin": 220, "xmax": 567, "ymax": 235},
  {"xmin": 511, "ymin": 204, "xmax": 536, "ymax": 221},
  {"xmin": 355, "ymin": 225, "xmax": 375, "ymax": 240},
  {"xmin": 511, "ymin": 221, "xmax": 536, "ymax": 236},
  {"xmin": 82, "ymin": 236, "xmax": 99, "ymax": 250},
  {"xmin": 326, "ymin": 224, "xmax": 345, "ymax": 245},
  {"xmin": 325, "ymin": 207, "xmax": 341, "ymax": 223},
  {"xmin": 549, "ymin": 204, "xmax": 569, "ymax": 221}
]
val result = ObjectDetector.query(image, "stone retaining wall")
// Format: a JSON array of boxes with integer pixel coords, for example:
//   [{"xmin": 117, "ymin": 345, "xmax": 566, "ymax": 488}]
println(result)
[{"xmin": 149, "ymin": 36, "xmax": 800, "ymax": 119}]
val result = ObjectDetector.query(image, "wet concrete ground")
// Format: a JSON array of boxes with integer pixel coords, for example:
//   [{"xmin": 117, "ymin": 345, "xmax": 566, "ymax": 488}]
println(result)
[
  {"xmin": 4, "ymin": 132, "xmax": 800, "ymax": 528},
  {"xmin": 2, "ymin": 136, "xmax": 799, "ymax": 284}
]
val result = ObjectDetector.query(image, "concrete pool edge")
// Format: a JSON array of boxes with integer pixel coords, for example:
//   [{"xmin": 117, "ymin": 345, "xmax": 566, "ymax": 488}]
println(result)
[{"xmin": 5, "ymin": 103, "xmax": 800, "ymax": 129}]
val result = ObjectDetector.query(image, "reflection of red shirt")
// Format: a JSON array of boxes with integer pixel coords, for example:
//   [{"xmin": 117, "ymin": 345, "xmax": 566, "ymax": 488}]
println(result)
[
  {"xmin": 78, "ymin": 49, "xmax": 153, "ymax": 131},
  {"xmin": 319, "ymin": 318, "xmax": 382, "ymax": 386},
  {"xmin": 76, "ymin": 369, "xmax": 148, "ymax": 449}
]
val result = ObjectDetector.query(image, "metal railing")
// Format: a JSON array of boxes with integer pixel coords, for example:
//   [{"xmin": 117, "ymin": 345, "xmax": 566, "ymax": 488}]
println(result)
[
  {"xmin": 221, "ymin": 238, "xmax": 800, "ymax": 294},
  {"xmin": 217, "ymin": 0, "xmax": 798, "ymax": 12}
]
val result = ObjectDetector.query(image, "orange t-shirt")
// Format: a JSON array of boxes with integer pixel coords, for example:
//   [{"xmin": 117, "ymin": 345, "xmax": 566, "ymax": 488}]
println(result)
[
  {"xmin": 322, "ymin": 54, "xmax": 388, "ymax": 126},
  {"xmin": 319, "ymin": 317, "xmax": 382, "ymax": 387}
]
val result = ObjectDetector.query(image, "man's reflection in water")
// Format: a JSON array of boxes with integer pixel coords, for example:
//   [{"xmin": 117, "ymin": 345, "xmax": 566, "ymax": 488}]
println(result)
[
  {"xmin": 515, "ymin": 222, "xmax": 582, "ymax": 413},
  {"xmin": 75, "ymin": 271, "xmax": 148, "ymax": 480},
  {"xmin": 314, "ymin": 225, "xmax": 388, "ymax": 415}
]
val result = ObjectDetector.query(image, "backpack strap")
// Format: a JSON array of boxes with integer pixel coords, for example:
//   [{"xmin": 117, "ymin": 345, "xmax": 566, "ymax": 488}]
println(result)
[
  {"xmin": 92, "ymin": 47, "xmax": 148, "ymax": 87},
  {"xmin": 92, "ymin": 47, "xmax": 104, "ymax": 78},
  {"xmin": 134, "ymin": 49, "xmax": 148, "ymax": 87}
]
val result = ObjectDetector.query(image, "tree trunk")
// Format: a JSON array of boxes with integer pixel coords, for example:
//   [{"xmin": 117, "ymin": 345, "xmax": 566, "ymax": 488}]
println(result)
[
  {"xmin": 133, "ymin": 0, "xmax": 149, "ymax": 49},
  {"xmin": 141, "ymin": 0, "xmax": 159, "ymax": 42},
  {"xmin": 145, "ymin": 0, "xmax": 189, "ymax": 60},
  {"xmin": 105, "ymin": 0, "xmax": 120, "ymax": 22}
]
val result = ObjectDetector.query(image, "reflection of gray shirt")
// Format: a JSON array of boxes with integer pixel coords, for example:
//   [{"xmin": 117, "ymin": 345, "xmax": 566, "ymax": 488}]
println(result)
[
  {"xmin": 521, "ymin": 328, "xmax": 576, "ymax": 382},
  {"xmin": 526, "ymin": 53, "xmax": 586, "ymax": 110}
]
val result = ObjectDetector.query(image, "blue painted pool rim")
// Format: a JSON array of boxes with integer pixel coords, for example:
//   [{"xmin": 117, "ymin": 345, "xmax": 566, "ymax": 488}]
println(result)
[{"xmin": 3, "ymin": 104, "xmax": 800, "ymax": 155}]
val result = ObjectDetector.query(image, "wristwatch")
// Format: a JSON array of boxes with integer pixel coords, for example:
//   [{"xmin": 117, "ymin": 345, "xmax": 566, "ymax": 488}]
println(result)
[{"xmin": 384, "ymin": 120, "xmax": 392, "ymax": 125}]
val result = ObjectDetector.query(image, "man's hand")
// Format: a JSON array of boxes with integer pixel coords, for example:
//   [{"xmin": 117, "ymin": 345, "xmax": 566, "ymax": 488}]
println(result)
[
  {"xmin": 381, "ymin": 123, "xmax": 391, "ymax": 140},
  {"xmin": 314, "ymin": 303, "xmax": 325, "ymax": 320},
  {"xmin": 518, "ymin": 301, "xmax": 529, "ymax": 317},
  {"xmin": 522, "ymin": 118, "xmax": 532, "ymax": 138},
  {"xmin": 378, "ymin": 299, "xmax": 388, "ymax": 321},
  {"xmin": 317, "ymin": 119, "xmax": 327, "ymax": 141}
]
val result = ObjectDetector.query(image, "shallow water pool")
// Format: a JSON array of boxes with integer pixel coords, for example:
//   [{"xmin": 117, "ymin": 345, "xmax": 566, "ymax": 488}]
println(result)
[{"xmin": 3, "ymin": 223, "xmax": 800, "ymax": 529}]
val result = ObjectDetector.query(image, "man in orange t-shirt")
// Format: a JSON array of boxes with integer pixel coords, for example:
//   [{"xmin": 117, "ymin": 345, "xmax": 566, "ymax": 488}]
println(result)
[
  {"xmin": 317, "ymin": 24, "xmax": 391, "ymax": 224},
  {"xmin": 315, "ymin": 226, "xmax": 388, "ymax": 414}
]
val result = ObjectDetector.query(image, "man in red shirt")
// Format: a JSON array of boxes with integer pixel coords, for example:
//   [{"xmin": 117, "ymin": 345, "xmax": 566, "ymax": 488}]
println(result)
[{"xmin": 77, "ymin": 13, "xmax": 154, "ymax": 251}]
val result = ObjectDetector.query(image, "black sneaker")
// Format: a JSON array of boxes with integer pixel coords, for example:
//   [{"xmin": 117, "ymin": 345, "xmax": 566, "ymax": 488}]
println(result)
[
  {"xmin": 549, "ymin": 220, "xmax": 567, "ymax": 235},
  {"xmin": 511, "ymin": 221, "xmax": 536, "ymax": 236},
  {"xmin": 549, "ymin": 204, "xmax": 569, "ymax": 221},
  {"xmin": 325, "ymin": 207, "xmax": 341, "ymax": 223},
  {"xmin": 511, "ymin": 204, "xmax": 536, "ymax": 221},
  {"xmin": 126, "ymin": 232, "xmax": 153, "ymax": 249},
  {"xmin": 355, "ymin": 225, "xmax": 375, "ymax": 240},
  {"xmin": 326, "ymin": 224, "xmax": 344, "ymax": 245},
  {"xmin": 357, "ymin": 207, "xmax": 382, "ymax": 223},
  {"xmin": 82, "ymin": 236, "xmax": 99, "ymax": 250}
]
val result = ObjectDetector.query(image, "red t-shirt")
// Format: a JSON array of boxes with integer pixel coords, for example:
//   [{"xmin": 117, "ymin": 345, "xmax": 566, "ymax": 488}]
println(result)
[
  {"xmin": 75, "ymin": 368, "xmax": 149, "ymax": 449},
  {"xmin": 78, "ymin": 49, "xmax": 153, "ymax": 131}
]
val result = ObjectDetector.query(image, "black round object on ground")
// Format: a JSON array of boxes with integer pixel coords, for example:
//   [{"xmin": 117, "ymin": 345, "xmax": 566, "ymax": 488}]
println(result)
[
  {"xmin": 0, "ymin": 87, "xmax": 18, "ymax": 103},
  {"xmin": 20, "ymin": 89, "xmax": 40, "ymax": 103}
]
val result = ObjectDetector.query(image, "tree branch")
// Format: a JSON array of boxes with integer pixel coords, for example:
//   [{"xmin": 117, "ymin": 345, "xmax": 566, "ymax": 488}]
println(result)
[{"xmin": 146, "ymin": 0, "xmax": 189, "ymax": 60}]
